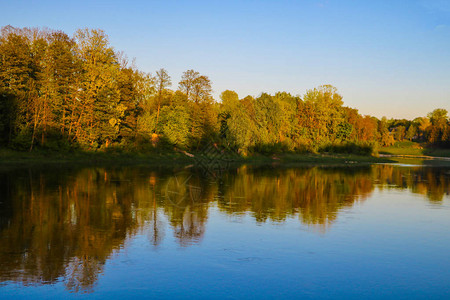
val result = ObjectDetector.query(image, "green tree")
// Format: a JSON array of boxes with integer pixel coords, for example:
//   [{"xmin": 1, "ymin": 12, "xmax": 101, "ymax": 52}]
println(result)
[
  {"xmin": 427, "ymin": 109, "xmax": 449, "ymax": 144},
  {"xmin": 394, "ymin": 125, "xmax": 406, "ymax": 141},
  {"xmin": 219, "ymin": 90, "xmax": 257, "ymax": 154},
  {"xmin": 405, "ymin": 125, "xmax": 417, "ymax": 141},
  {"xmin": 159, "ymin": 105, "xmax": 191, "ymax": 148},
  {"xmin": 298, "ymin": 85, "xmax": 345, "ymax": 148},
  {"xmin": 178, "ymin": 72, "xmax": 216, "ymax": 147},
  {"xmin": 0, "ymin": 28, "xmax": 33, "ymax": 146},
  {"xmin": 428, "ymin": 109, "xmax": 448, "ymax": 126}
]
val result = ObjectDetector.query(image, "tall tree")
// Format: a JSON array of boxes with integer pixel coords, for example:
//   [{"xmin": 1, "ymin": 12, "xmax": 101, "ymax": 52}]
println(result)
[
  {"xmin": 0, "ymin": 28, "xmax": 33, "ymax": 145},
  {"xmin": 74, "ymin": 28, "xmax": 119, "ymax": 148},
  {"xmin": 46, "ymin": 31, "xmax": 80, "ymax": 140},
  {"xmin": 192, "ymin": 75, "xmax": 212, "ymax": 103},
  {"xmin": 154, "ymin": 68, "xmax": 171, "ymax": 133},
  {"xmin": 178, "ymin": 69, "xmax": 199, "ymax": 101}
]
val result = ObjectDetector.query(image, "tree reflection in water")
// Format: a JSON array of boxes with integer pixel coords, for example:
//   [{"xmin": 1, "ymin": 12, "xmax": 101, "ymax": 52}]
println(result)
[{"xmin": 0, "ymin": 164, "xmax": 448, "ymax": 291}]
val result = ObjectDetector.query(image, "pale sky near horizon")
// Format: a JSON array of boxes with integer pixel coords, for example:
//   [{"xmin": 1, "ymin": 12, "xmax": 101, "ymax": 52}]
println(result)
[{"xmin": 2, "ymin": 0, "xmax": 449, "ymax": 119}]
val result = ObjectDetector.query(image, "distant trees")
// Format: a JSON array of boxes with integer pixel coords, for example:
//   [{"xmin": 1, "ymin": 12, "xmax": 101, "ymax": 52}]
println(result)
[
  {"xmin": 427, "ymin": 109, "xmax": 449, "ymax": 145},
  {"xmin": 384, "ymin": 109, "xmax": 449, "ymax": 147},
  {"xmin": 1, "ymin": 26, "xmax": 449, "ymax": 153}
]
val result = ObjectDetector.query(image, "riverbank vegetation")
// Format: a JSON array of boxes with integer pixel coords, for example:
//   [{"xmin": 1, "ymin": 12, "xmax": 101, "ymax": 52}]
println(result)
[
  {"xmin": 0, "ymin": 147, "xmax": 392, "ymax": 169},
  {"xmin": 1, "ymin": 26, "xmax": 449, "ymax": 159}
]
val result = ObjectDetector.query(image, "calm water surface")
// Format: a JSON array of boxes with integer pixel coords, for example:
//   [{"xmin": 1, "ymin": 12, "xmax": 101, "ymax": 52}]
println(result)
[{"xmin": 0, "ymin": 162, "xmax": 449, "ymax": 299}]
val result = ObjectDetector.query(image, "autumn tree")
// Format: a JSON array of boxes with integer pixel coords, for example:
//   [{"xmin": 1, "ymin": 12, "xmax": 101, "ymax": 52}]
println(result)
[
  {"xmin": 73, "ymin": 28, "xmax": 129, "ymax": 148},
  {"xmin": 178, "ymin": 69, "xmax": 199, "ymax": 101},
  {"xmin": 136, "ymin": 72, "xmax": 156, "ymax": 139},
  {"xmin": 2, "ymin": 25, "xmax": 448, "ymax": 154},
  {"xmin": 192, "ymin": 75, "xmax": 212, "ymax": 104},
  {"xmin": 154, "ymin": 68, "xmax": 171, "ymax": 133}
]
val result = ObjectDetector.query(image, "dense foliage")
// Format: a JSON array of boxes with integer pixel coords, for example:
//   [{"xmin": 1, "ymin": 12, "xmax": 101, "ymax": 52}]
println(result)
[{"xmin": 1, "ymin": 26, "xmax": 449, "ymax": 154}]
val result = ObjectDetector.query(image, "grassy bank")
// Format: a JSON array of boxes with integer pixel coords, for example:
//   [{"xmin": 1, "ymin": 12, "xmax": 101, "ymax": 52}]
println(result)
[
  {"xmin": 0, "ymin": 148, "xmax": 193, "ymax": 166},
  {"xmin": 0, "ymin": 148, "xmax": 393, "ymax": 168},
  {"xmin": 380, "ymin": 141, "xmax": 450, "ymax": 158}
]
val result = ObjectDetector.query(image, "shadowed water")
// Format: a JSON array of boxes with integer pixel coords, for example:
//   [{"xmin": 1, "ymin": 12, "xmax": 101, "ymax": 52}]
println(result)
[{"xmin": 0, "ymin": 163, "xmax": 449, "ymax": 299}]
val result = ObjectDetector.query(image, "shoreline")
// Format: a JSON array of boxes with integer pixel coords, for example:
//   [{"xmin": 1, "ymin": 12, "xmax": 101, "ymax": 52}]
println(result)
[
  {"xmin": 379, "ymin": 154, "xmax": 450, "ymax": 161},
  {"xmin": 0, "ymin": 149, "xmax": 393, "ymax": 168}
]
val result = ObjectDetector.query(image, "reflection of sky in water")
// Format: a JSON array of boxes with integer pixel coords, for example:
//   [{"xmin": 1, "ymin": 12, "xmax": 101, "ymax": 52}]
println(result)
[{"xmin": 0, "ymin": 164, "xmax": 449, "ymax": 299}]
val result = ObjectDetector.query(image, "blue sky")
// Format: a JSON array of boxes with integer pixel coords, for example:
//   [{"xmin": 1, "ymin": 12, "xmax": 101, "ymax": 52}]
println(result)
[{"xmin": 2, "ymin": 0, "xmax": 449, "ymax": 119}]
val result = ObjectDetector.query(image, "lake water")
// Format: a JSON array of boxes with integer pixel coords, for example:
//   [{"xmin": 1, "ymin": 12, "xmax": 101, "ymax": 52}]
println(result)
[{"xmin": 0, "ymin": 162, "xmax": 449, "ymax": 299}]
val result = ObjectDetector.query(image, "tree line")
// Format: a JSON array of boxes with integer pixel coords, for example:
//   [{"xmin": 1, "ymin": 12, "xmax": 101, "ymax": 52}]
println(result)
[{"xmin": 1, "ymin": 26, "xmax": 449, "ymax": 154}]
